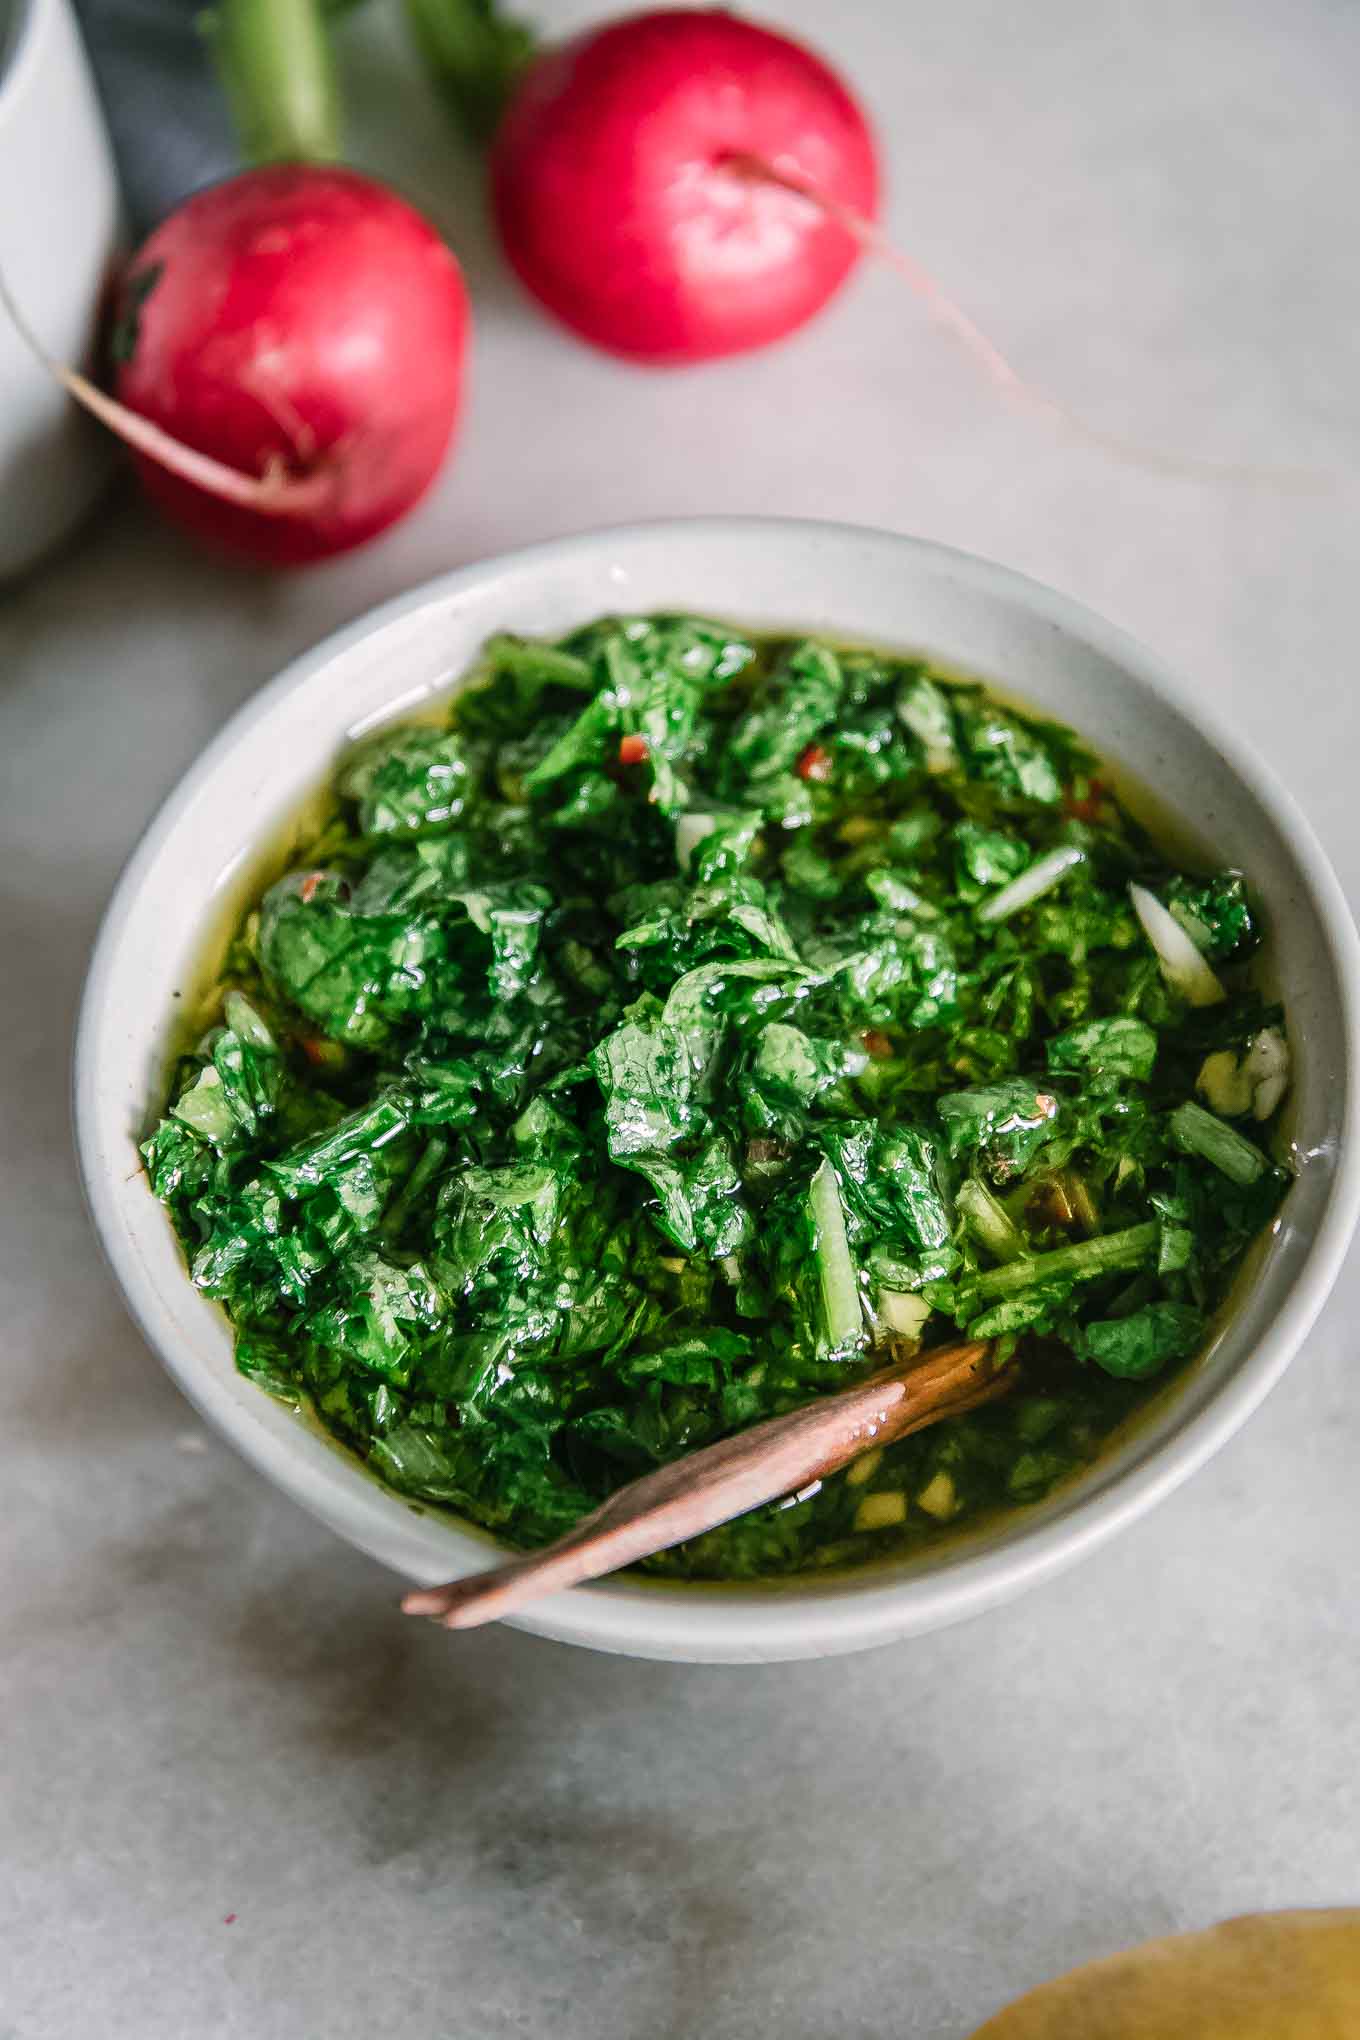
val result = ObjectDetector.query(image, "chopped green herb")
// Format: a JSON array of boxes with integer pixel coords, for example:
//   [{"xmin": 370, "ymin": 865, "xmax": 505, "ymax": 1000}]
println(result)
[
  {"xmin": 1166, "ymin": 871, "xmax": 1257, "ymax": 960},
  {"xmin": 142, "ymin": 618, "xmax": 1293, "ymax": 1579}
]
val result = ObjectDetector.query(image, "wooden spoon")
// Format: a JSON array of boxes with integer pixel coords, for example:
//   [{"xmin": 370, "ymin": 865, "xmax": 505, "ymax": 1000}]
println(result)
[{"xmin": 402, "ymin": 1337, "xmax": 1008, "ymax": 1629}]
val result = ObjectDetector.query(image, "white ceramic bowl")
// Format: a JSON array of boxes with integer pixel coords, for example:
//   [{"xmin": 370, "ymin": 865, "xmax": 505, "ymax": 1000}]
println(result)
[{"xmin": 76, "ymin": 520, "xmax": 1360, "ymax": 1662}]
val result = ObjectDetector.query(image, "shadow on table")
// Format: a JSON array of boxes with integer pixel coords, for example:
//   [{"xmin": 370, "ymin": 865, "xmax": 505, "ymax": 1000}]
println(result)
[{"xmin": 225, "ymin": 1572, "xmax": 767, "ymax": 2040}]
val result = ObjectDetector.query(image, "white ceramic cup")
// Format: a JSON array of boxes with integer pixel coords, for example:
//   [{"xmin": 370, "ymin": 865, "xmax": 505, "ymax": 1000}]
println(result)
[{"xmin": 0, "ymin": 0, "xmax": 122, "ymax": 580}]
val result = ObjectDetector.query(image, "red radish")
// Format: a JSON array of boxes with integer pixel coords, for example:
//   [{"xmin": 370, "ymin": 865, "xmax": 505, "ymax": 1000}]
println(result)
[
  {"xmin": 0, "ymin": 0, "xmax": 473, "ymax": 565},
  {"xmin": 431, "ymin": 3, "xmax": 1320, "ymax": 481},
  {"xmin": 491, "ymin": 9, "xmax": 878, "ymax": 364},
  {"xmin": 106, "ymin": 166, "xmax": 469, "ymax": 564}
]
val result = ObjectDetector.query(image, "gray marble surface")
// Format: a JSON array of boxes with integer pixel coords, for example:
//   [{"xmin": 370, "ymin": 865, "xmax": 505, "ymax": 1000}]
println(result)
[{"xmin": 4, "ymin": 2, "xmax": 1360, "ymax": 2033}]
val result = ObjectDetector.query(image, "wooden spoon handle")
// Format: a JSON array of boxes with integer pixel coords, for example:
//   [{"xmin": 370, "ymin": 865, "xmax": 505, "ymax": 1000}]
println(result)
[{"xmin": 403, "ymin": 1339, "xmax": 1005, "ymax": 1630}]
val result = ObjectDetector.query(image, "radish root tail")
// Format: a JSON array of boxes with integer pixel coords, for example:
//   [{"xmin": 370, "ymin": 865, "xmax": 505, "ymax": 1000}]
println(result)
[
  {"xmin": 0, "ymin": 263, "xmax": 335, "ymax": 518},
  {"xmin": 724, "ymin": 153, "xmax": 1333, "ymax": 493}
]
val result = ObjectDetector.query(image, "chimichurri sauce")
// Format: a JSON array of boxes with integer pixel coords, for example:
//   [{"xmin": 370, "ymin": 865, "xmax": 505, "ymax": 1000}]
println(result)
[{"xmin": 143, "ymin": 617, "xmax": 1291, "ymax": 1579}]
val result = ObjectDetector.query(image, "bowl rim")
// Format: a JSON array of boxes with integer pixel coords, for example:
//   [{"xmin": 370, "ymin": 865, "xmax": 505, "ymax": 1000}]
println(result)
[{"xmin": 74, "ymin": 516, "xmax": 1360, "ymax": 1661}]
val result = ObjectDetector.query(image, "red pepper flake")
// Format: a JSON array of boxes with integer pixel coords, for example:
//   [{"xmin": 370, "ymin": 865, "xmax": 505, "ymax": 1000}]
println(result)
[
  {"xmin": 862, "ymin": 1029, "xmax": 895, "ymax": 1061},
  {"xmin": 300, "ymin": 1036, "xmax": 332, "ymax": 1069},
  {"xmin": 299, "ymin": 871, "xmax": 325, "ymax": 904},
  {"xmin": 795, "ymin": 743, "xmax": 832, "ymax": 783},
  {"xmin": 1063, "ymin": 777, "xmax": 1107, "ymax": 823},
  {"xmin": 224, "ymin": 1914, "xmax": 237, "ymax": 1926},
  {"xmin": 618, "ymin": 734, "xmax": 649, "ymax": 766},
  {"xmin": 1033, "ymin": 1092, "xmax": 1058, "ymax": 1118}
]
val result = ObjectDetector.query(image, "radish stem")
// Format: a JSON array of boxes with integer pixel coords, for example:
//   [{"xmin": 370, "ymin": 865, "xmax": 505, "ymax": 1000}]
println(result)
[
  {"xmin": 406, "ymin": 0, "xmax": 535, "ymax": 147},
  {"xmin": 204, "ymin": 0, "xmax": 341, "ymax": 166}
]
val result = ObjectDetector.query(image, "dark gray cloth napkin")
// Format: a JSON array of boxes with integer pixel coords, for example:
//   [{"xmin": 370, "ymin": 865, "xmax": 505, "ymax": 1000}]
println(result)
[{"xmin": 74, "ymin": 0, "xmax": 239, "ymax": 234}]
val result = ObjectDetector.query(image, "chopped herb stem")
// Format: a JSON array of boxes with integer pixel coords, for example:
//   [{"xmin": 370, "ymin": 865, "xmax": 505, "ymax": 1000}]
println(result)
[
  {"xmin": 1170, "ymin": 1100, "xmax": 1269, "ymax": 1186},
  {"xmin": 955, "ymin": 1222, "xmax": 1160, "ymax": 1313},
  {"xmin": 808, "ymin": 1157, "xmax": 865, "ymax": 1353},
  {"xmin": 956, "ymin": 1177, "xmax": 1026, "ymax": 1263}
]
